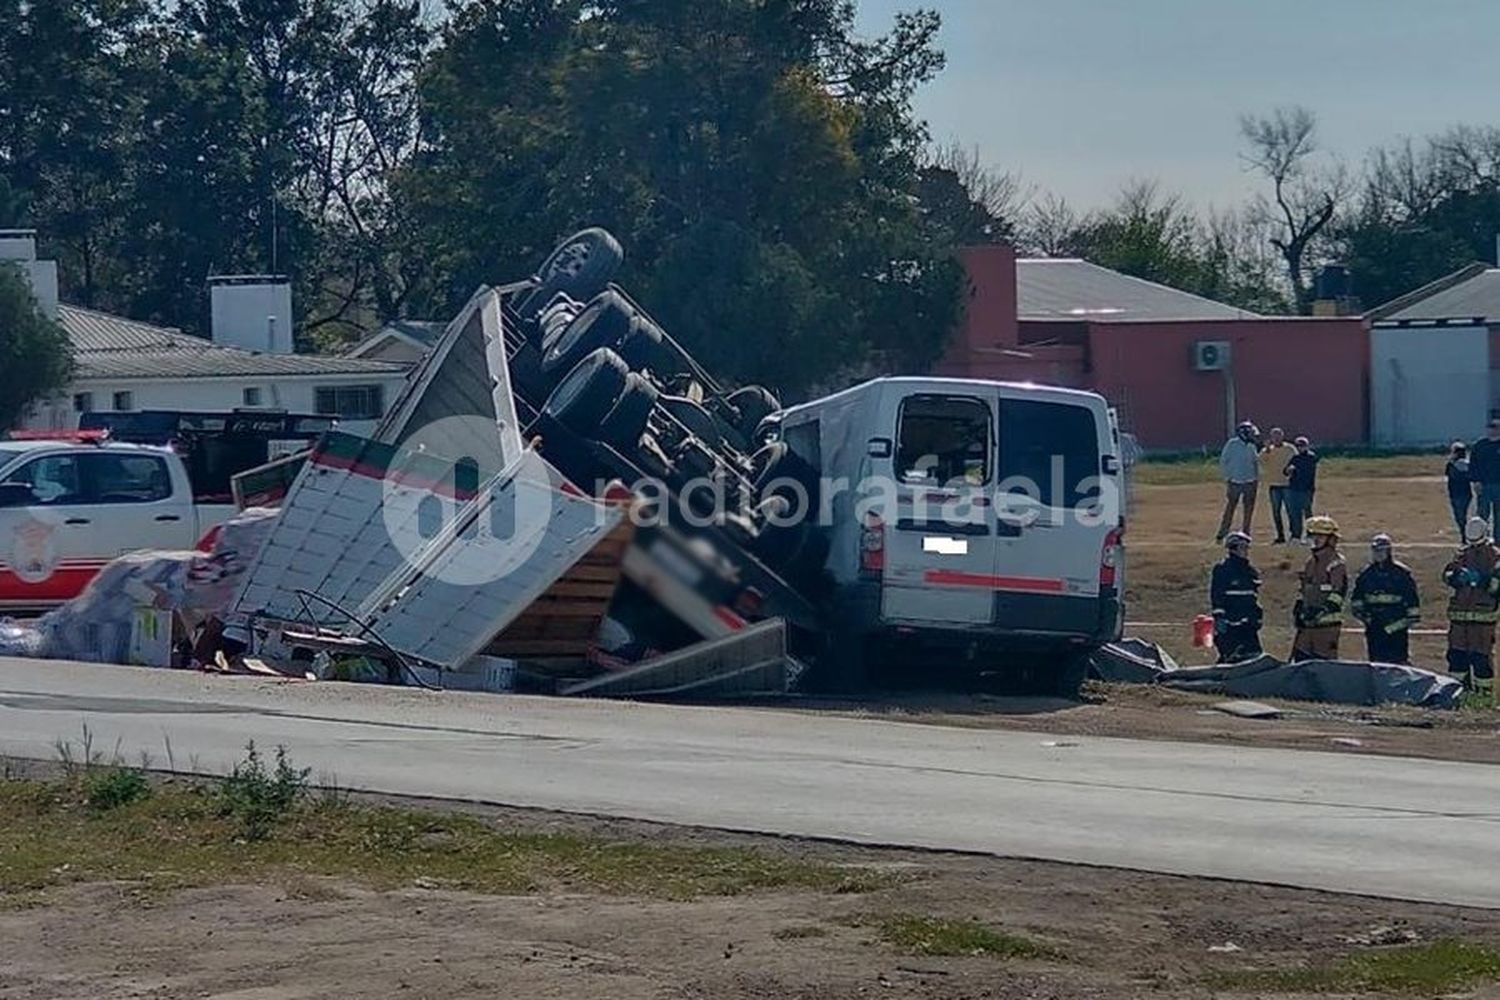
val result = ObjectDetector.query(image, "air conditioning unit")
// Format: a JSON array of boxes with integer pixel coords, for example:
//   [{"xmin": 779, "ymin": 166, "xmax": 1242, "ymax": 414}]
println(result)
[{"xmin": 1192, "ymin": 340, "xmax": 1231, "ymax": 371}]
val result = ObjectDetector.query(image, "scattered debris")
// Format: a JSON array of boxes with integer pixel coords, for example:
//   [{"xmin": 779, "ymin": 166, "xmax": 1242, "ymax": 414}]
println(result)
[
  {"xmin": 1207, "ymin": 942, "xmax": 1242, "ymax": 953},
  {"xmin": 1330, "ymin": 737, "xmax": 1365, "ymax": 748},
  {"xmin": 1343, "ymin": 925, "xmax": 1421, "ymax": 947},
  {"xmin": 1211, "ymin": 700, "xmax": 1283, "ymax": 720}
]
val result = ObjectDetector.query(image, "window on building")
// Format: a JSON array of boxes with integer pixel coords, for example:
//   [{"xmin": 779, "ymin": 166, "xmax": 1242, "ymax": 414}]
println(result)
[
  {"xmin": 314, "ymin": 384, "xmax": 385, "ymax": 420},
  {"xmin": 242, "ymin": 387, "xmax": 263, "ymax": 407},
  {"xmin": 80, "ymin": 453, "xmax": 172, "ymax": 504},
  {"xmin": 112, "ymin": 390, "xmax": 134, "ymax": 411},
  {"xmin": 896, "ymin": 395, "xmax": 991, "ymax": 486},
  {"xmin": 73, "ymin": 392, "xmax": 93, "ymax": 414}
]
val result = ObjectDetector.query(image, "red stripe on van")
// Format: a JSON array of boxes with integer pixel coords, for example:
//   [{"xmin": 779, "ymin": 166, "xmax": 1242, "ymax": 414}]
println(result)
[{"xmin": 923, "ymin": 569, "xmax": 1065, "ymax": 594}]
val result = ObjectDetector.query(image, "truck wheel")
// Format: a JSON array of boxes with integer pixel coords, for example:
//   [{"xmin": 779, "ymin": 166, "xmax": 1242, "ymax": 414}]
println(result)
[
  {"xmin": 660, "ymin": 395, "xmax": 725, "ymax": 451},
  {"xmin": 617, "ymin": 316, "xmax": 669, "ymax": 371},
  {"xmin": 727, "ymin": 385, "xmax": 780, "ymax": 439},
  {"xmin": 542, "ymin": 348, "xmax": 629, "ymax": 434},
  {"xmin": 516, "ymin": 228, "xmax": 624, "ymax": 321},
  {"xmin": 541, "ymin": 290, "xmax": 633, "ymax": 378},
  {"xmin": 598, "ymin": 372, "xmax": 659, "ymax": 450}
]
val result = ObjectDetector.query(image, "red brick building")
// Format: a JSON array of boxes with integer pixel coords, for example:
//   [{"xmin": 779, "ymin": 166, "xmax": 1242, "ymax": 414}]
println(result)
[{"xmin": 933, "ymin": 244, "xmax": 1368, "ymax": 451}]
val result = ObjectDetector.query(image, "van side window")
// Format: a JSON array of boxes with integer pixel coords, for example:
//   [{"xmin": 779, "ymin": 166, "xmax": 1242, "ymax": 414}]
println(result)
[
  {"xmin": 999, "ymin": 400, "xmax": 1097, "ymax": 508},
  {"xmin": 896, "ymin": 395, "xmax": 990, "ymax": 486}
]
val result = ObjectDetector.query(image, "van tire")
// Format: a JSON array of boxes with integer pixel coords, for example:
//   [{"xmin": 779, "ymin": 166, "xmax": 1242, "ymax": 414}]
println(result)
[
  {"xmin": 542, "ymin": 289, "xmax": 633, "ymax": 377},
  {"xmin": 1051, "ymin": 651, "xmax": 1091, "ymax": 700},
  {"xmin": 516, "ymin": 228, "xmax": 624, "ymax": 320},
  {"xmin": 543, "ymin": 348, "xmax": 629, "ymax": 434},
  {"xmin": 599, "ymin": 372, "xmax": 658, "ymax": 450}
]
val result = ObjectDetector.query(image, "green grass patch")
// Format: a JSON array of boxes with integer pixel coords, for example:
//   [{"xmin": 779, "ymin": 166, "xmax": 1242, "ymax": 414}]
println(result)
[
  {"xmin": 0, "ymin": 775, "xmax": 896, "ymax": 903},
  {"xmin": 877, "ymin": 914, "xmax": 1060, "ymax": 960},
  {"xmin": 1210, "ymin": 940, "xmax": 1500, "ymax": 995}
]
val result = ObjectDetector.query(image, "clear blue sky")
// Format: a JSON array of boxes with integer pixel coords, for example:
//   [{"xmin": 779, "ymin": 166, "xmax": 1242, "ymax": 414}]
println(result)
[{"xmin": 855, "ymin": 0, "xmax": 1500, "ymax": 210}]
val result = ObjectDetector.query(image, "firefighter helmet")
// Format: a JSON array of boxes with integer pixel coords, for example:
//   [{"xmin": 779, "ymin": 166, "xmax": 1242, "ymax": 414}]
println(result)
[
  {"xmin": 1305, "ymin": 515, "xmax": 1339, "ymax": 537},
  {"xmin": 1466, "ymin": 516, "xmax": 1491, "ymax": 544},
  {"xmin": 1370, "ymin": 532, "xmax": 1393, "ymax": 549},
  {"xmin": 1224, "ymin": 531, "xmax": 1251, "ymax": 549}
]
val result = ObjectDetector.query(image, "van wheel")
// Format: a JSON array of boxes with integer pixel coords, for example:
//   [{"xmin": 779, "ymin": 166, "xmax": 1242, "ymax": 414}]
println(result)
[
  {"xmin": 806, "ymin": 627, "xmax": 869, "ymax": 694},
  {"xmin": 543, "ymin": 348, "xmax": 629, "ymax": 434},
  {"xmin": 598, "ymin": 372, "xmax": 659, "ymax": 450},
  {"xmin": 1050, "ymin": 651, "xmax": 1091, "ymax": 700},
  {"xmin": 541, "ymin": 290, "xmax": 633, "ymax": 377},
  {"xmin": 516, "ymin": 229, "xmax": 624, "ymax": 320}
]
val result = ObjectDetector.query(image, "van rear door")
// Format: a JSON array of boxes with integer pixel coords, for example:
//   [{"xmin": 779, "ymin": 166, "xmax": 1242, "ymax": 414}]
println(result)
[
  {"xmin": 991, "ymin": 394, "xmax": 1114, "ymax": 632},
  {"xmin": 879, "ymin": 392, "xmax": 1000, "ymax": 625}
]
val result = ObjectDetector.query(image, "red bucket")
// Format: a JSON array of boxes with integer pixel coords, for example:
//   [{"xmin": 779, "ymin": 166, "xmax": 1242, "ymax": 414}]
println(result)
[{"xmin": 1192, "ymin": 614, "xmax": 1215, "ymax": 648}]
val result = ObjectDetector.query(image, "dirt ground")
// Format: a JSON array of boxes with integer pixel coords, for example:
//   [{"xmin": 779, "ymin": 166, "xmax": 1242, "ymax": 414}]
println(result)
[
  {"xmin": 812, "ymin": 681, "xmax": 1500, "ymax": 765},
  {"xmin": 5, "ymin": 784, "xmax": 1500, "ymax": 1000},
  {"xmin": 1125, "ymin": 454, "xmax": 1465, "ymax": 670}
]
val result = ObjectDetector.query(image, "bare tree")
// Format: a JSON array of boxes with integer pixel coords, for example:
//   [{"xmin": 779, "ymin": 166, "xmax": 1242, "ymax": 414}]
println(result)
[
  {"xmin": 1239, "ymin": 106, "xmax": 1347, "ymax": 313},
  {"xmin": 1018, "ymin": 192, "xmax": 1091, "ymax": 256},
  {"xmin": 926, "ymin": 142, "xmax": 1029, "ymax": 231}
]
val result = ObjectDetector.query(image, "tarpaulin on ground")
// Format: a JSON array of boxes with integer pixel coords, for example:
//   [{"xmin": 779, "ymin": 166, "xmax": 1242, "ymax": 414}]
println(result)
[
  {"xmin": 1089, "ymin": 641, "xmax": 1463, "ymax": 709},
  {"xmin": 0, "ymin": 508, "xmax": 278, "ymax": 667}
]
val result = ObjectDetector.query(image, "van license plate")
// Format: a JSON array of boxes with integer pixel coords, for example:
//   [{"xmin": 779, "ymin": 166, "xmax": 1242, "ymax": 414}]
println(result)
[{"xmin": 922, "ymin": 536, "xmax": 968, "ymax": 556}]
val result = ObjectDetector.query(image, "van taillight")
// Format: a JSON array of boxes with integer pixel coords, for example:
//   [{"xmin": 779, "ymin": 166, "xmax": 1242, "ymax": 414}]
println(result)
[
  {"xmin": 859, "ymin": 513, "xmax": 885, "ymax": 579},
  {"xmin": 1099, "ymin": 524, "xmax": 1124, "ymax": 588}
]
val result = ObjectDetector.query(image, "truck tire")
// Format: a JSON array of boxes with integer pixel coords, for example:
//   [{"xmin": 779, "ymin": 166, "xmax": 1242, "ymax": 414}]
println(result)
[
  {"xmin": 617, "ymin": 315, "xmax": 669, "ymax": 371},
  {"xmin": 516, "ymin": 228, "xmax": 624, "ymax": 321},
  {"xmin": 727, "ymin": 385, "xmax": 780, "ymax": 439},
  {"xmin": 542, "ymin": 347, "xmax": 629, "ymax": 434},
  {"xmin": 598, "ymin": 372, "xmax": 659, "ymax": 450},
  {"xmin": 660, "ymin": 395, "xmax": 725, "ymax": 451},
  {"xmin": 541, "ymin": 289, "xmax": 633, "ymax": 377}
]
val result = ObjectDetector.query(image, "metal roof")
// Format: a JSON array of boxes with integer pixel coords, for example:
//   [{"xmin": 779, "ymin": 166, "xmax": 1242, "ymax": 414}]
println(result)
[
  {"xmin": 58, "ymin": 304, "xmax": 408, "ymax": 380},
  {"xmin": 1016, "ymin": 258, "xmax": 1260, "ymax": 322},
  {"xmin": 1379, "ymin": 267, "xmax": 1500, "ymax": 324}
]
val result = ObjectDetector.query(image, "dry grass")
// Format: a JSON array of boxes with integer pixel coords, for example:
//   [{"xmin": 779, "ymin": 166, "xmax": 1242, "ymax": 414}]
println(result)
[{"xmin": 1126, "ymin": 453, "xmax": 1464, "ymax": 669}]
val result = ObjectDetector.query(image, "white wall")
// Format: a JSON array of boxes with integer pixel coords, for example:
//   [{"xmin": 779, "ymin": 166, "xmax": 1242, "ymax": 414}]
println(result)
[
  {"xmin": 209, "ymin": 279, "xmax": 295, "ymax": 354},
  {"xmin": 1370, "ymin": 325, "xmax": 1490, "ymax": 446},
  {"xmin": 22, "ymin": 373, "xmax": 409, "ymax": 438}
]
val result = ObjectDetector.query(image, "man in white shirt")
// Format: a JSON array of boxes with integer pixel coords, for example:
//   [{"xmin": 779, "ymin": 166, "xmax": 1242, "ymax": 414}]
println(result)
[{"xmin": 1216, "ymin": 420, "xmax": 1260, "ymax": 542}]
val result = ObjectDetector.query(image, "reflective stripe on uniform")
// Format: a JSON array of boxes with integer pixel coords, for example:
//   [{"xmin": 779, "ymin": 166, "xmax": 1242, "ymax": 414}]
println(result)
[
  {"xmin": 1223, "ymin": 589, "xmax": 1256, "ymax": 596},
  {"xmin": 1449, "ymin": 609, "xmax": 1499, "ymax": 623},
  {"xmin": 1361, "ymin": 594, "xmax": 1405, "ymax": 605}
]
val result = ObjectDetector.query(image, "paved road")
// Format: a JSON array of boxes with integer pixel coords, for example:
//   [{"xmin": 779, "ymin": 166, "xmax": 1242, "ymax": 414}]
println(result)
[{"xmin": 2, "ymin": 656, "xmax": 1498, "ymax": 908}]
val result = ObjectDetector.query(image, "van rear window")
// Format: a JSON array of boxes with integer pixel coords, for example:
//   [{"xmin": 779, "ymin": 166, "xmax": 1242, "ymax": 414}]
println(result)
[
  {"xmin": 999, "ymin": 399, "xmax": 1098, "ymax": 508},
  {"xmin": 896, "ymin": 395, "xmax": 991, "ymax": 486}
]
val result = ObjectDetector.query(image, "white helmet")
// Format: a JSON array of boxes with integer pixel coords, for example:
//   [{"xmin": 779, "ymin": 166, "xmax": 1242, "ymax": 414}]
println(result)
[{"xmin": 1466, "ymin": 516, "xmax": 1491, "ymax": 544}]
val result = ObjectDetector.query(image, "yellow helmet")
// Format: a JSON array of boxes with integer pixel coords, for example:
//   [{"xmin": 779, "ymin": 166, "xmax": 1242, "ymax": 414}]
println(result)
[{"xmin": 1305, "ymin": 515, "xmax": 1339, "ymax": 537}]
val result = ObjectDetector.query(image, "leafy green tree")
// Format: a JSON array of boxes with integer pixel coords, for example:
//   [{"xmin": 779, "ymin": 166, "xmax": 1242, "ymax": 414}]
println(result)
[
  {"xmin": 398, "ymin": 0, "xmax": 960, "ymax": 394},
  {"xmin": 0, "ymin": 265, "xmax": 73, "ymax": 430}
]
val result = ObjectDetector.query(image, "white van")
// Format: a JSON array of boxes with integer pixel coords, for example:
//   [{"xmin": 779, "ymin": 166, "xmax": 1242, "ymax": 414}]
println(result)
[{"xmin": 773, "ymin": 377, "xmax": 1124, "ymax": 693}]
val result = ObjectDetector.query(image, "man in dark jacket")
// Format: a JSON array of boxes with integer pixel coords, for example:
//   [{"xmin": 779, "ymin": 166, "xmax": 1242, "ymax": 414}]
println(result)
[
  {"xmin": 1471, "ymin": 419, "xmax": 1500, "ymax": 528},
  {"xmin": 1351, "ymin": 533, "xmax": 1420, "ymax": 664},
  {"xmin": 1210, "ymin": 531, "xmax": 1263, "ymax": 662}
]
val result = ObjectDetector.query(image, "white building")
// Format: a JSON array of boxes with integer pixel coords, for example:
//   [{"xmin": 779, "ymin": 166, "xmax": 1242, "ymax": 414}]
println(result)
[{"xmin": 3, "ymin": 229, "xmax": 412, "ymax": 436}]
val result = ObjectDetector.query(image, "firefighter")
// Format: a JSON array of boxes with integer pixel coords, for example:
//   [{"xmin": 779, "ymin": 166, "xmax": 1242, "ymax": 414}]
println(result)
[
  {"xmin": 1442, "ymin": 515, "xmax": 1500, "ymax": 697},
  {"xmin": 1350, "ymin": 533, "xmax": 1420, "ymax": 664},
  {"xmin": 1209, "ymin": 531, "xmax": 1262, "ymax": 662},
  {"xmin": 1291, "ymin": 514, "xmax": 1347, "ymax": 661}
]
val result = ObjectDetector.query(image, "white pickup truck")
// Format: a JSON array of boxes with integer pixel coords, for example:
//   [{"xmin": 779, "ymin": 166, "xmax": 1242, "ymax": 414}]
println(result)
[{"xmin": 0, "ymin": 438, "xmax": 235, "ymax": 608}]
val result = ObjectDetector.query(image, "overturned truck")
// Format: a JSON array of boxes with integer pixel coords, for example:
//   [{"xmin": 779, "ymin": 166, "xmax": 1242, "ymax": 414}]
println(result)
[{"xmin": 228, "ymin": 228, "xmax": 1126, "ymax": 694}]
